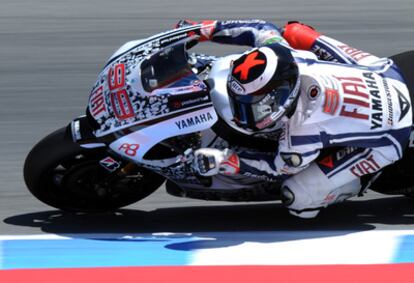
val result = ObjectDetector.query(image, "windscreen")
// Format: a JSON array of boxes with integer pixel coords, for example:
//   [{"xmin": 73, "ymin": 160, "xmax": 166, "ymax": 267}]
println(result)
[{"xmin": 141, "ymin": 43, "xmax": 193, "ymax": 92}]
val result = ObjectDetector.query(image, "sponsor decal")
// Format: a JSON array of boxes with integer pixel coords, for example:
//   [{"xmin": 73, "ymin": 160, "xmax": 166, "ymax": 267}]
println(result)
[
  {"xmin": 382, "ymin": 78, "xmax": 394, "ymax": 126},
  {"xmin": 99, "ymin": 156, "xmax": 121, "ymax": 172},
  {"xmin": 362, "ymin": 72, "xmax": 383, "ymax": 129},
  {"xmin": 395, "ymin": 86, "xmax": 410, "ymax": 121},
  {"xmin": 175, "ymin": 112, "xmax": 214, "ymax": 130},
  {"xmin": 228, "ymin": 78, "xmax": 245, "ymax": 94},
  {"xmin": 337, "ymin": 44, "xmax": 372, "ymax": 62},
  {"xmin": 318, "ymin": 147, "xmax": 360, "ymax": 174},
  {"xmin": 118, "ymin": 143, "xmax": 140, "ymax": 157},
  {"xmin": 318, "ymin": 155, "xmax": 334, "ymax": 168},
  {"xmin": 181, "ymin": 96, "xmax": 209, "ymax": 106},
  {"xmin": 242, "ymin": 171, "xmax": 277, "ymax": 182},
  {"xmin": 335, "ymin": 76, "xmax": 370, "ymax": 120},
  {"xmin": 169, "ymin": 95, "xmax": 210, "ymax": 110},
  {"xmin": 221, "ymin": 19, "xmax": 266, "ymax": 25},
  {"xmin": 350, "ymin": 154, "xmax": 381, "ymax": 177},
  {"xmin": 151, "ymin": 83, "xmax": 206, "ymax": 97},
  {"xmin": 336, "ymin": 146, "xmax": 359, "ymax": 161},
  {"xmin": 159, "ymin": 33, "xmax": 188, "ymax": 46},
  {"xmin": 89, "ymin": 85, "xmax": 107, "ymax": 119},
  {"xmin": 323, "ymin": 88, "xmax": 339, "ymax": 115}
]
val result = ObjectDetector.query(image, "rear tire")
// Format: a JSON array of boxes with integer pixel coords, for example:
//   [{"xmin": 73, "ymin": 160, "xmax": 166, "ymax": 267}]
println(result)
[{"xmin": 23, "ymin": 126, "xmax": 165, "ymax": 212}]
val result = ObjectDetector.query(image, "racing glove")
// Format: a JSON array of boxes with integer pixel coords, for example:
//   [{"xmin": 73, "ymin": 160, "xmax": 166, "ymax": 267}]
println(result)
[
  {"xmin": 192, "ymin": 148, "xmax": 240, "ymax": 176},
  {"xmin": 282, "ymin": 21, "xmax": 321, "ymax": 50}
]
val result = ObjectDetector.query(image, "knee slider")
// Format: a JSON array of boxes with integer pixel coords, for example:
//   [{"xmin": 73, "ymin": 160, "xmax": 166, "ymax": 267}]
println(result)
[
  {"xmin": 281, "ymin": 177, "xmax": 315, "ymax": 211},
  {"xmin": 281, "ymin": 178, "xmax": 321, "ymax": 218},
  {"xmin": 281, "ymin": 185, "xmax": 295, "ymax": 206}
]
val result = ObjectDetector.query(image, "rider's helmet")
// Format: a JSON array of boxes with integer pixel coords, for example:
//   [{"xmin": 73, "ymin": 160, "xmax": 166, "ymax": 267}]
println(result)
[{"xmin": 226, "ymin": 43, "xmax": 300, "ymax": 132}]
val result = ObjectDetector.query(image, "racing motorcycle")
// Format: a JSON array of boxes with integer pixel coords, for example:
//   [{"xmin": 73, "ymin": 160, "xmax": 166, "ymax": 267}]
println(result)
[{"xmin": 23, "ymin": 26, "xmax": 414, "ymax": 212}]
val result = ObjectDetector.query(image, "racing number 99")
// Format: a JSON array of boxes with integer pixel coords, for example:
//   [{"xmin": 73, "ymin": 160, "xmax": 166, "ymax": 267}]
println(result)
[
  {"xmin": 108, "ymin": 64, "xmax": 134, "ymax": 120},
  {"xmin": 108, "ymin": 63, "xmax": 125, "ymax": 91}
]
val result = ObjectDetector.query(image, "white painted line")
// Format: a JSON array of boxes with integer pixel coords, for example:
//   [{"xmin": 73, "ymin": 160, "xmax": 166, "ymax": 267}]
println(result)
[
  {"xmin": 191, "ymin": 230, "xmax": 414, "ymax": 265},
  {"xmin": 0, "ymin": 235, "xmax": 71, "ymax": 240},
  {"xmin": 0, "ymin": 233, "xmax": 196, "ymax": 240}
]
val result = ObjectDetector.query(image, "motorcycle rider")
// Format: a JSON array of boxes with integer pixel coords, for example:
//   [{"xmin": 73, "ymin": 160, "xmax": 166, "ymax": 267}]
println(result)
[{"xmin": 177, "ymin": 19, "xmax": 413, "ymax": 218}]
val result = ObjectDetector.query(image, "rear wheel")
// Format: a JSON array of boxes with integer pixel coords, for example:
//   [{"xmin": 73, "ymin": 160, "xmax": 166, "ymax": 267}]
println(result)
[
  {"xmin": 403, "ymin": 186, "xmax": 414, "ymax": 199},
  {"xmin": 23, "ymin": 126, "xmax": 165, "ymax": 212},
  {"xmin": 390, "ymin": 52, "xmax": 414, "ymax": 199}
]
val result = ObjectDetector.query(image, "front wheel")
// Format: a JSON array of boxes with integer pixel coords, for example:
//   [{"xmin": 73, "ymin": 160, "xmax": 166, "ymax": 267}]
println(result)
[{"xmin": 23, "ymin": 126, "xmax": 165, "ymax": 212}]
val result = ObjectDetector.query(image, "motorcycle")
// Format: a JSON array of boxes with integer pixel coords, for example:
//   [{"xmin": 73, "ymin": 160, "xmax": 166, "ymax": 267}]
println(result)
[{"xmin": 23, "ymin": 26, "xmax": 414, "ymax": 212}]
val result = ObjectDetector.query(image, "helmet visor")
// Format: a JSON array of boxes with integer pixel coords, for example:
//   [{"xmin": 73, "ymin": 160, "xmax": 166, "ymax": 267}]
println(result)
[{"xmin": 230, "ymin": 81, "xmax": 292, "ymax": 130}]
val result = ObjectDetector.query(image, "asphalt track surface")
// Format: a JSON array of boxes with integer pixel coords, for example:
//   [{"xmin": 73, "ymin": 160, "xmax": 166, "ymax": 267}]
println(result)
[{"xmin": 1, "ymin": 0, "xmax": 414, "ymax": 236}]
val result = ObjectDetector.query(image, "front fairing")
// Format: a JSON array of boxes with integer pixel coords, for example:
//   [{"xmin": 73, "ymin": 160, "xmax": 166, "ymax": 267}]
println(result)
[{"xmin": 86, "ymin": 28, "xmax": 218, "ymax": 162}]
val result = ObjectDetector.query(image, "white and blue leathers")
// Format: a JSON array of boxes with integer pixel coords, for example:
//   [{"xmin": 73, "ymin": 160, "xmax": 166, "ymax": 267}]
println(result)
[{"xmin": 196, "ymin": 20, "xmax": 412, "ymax": 217}]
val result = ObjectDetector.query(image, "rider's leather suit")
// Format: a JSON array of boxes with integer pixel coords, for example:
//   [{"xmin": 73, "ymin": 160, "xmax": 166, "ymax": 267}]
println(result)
[{"xmin": 183, "ymin": 19, "xmax": 412, "ymax": 218}]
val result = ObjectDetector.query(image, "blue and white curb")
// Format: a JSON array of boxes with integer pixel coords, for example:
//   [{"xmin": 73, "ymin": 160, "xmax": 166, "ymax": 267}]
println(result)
[{"xmin": 1, "ymin": 230, "xmax": 414, "ymax": 269}]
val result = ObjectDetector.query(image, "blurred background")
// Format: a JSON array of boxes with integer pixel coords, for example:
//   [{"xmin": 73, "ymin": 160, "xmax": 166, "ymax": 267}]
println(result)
[{"xmin": 1, "ymin": 0, "xmax": 414, "ymax": 233}]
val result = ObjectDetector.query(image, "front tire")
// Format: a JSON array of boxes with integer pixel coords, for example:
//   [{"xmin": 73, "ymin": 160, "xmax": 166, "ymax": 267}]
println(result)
[{"xmin": 23, "ymin": 126, "xmax": 165, "ymax": 212}]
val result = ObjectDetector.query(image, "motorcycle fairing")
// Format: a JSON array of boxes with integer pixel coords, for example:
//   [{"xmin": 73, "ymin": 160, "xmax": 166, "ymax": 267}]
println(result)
[
  {"xmin": 110, "ymin": 105, "xmax": 218, "ymax": 163},
  {"xmin": 88, "ymin": 30, "xmax": 210, "ymax": 138},
  {"xmin": 105, "ymin": 25, "xmax": 202, "ymax": 68}
]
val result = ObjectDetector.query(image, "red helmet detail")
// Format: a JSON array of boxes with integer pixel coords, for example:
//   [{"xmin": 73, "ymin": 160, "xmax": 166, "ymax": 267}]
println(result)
[
  {"xmin": 233, "ymin": 51, "xmax": 266, "ymax": 81},
  {"xmin": 227, "ymin": 44, "xmax": 300, "ymax": 132}
]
